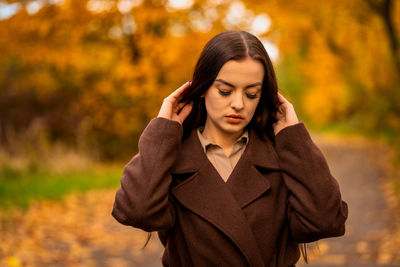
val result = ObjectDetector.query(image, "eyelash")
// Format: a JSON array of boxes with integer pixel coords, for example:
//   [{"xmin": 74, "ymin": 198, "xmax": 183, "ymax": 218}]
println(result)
[{"xmin": 218, "ymin": 89, "xmax": 258, "ymax": 99}]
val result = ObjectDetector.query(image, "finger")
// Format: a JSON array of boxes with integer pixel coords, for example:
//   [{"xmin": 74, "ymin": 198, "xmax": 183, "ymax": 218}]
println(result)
[
  {"xmin": 274, "ymin": 102, "xmax": 284, "ymax": 113},
  {"xmin": 174, "ymin": 100, "xmax": 188, "ymax": 113},
  {"xmin": 178, "ymin": 102, "xmax": 193, "ymax": 122},
  {"xmin": 279, "ymin": 93, "xmax": 293, "ymax": 107},
  {"xmin": 277, "ymin": 92, "xmax": 288, "ymax": 103},
  {"xmin": 169, "ymin": 81, "xmax": 192, "ymax": 102}
]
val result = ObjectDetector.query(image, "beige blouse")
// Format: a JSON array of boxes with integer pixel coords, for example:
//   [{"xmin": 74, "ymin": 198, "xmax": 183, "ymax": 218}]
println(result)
[{"xmin": 197, "ymin": 126, "xmax": 248, "ymax": 182}]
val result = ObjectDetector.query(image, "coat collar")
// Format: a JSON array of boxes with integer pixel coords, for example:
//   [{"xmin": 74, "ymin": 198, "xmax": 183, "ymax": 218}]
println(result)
[
  {"xmin": 171, "ymin": 127, "xmax": 280, "ymax": 174},
  {"xmin": 170, "ymin": 127, "xmax": 280, "ymax": 266}
]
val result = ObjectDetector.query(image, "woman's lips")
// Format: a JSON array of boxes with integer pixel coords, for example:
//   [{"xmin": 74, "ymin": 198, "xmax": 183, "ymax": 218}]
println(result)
[{"xmin": 225, "ymin": 114, "xmax": 244, "ymax": 123}]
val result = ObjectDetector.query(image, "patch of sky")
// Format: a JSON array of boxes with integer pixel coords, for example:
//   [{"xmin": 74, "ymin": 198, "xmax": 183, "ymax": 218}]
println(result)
[
  {"xmin": 166, "ymin": 0, "xmax": 194, "ymax": 12},
  {"xmin": 0, "ymin": 2, "xmax": 21, "ymax": 20}
]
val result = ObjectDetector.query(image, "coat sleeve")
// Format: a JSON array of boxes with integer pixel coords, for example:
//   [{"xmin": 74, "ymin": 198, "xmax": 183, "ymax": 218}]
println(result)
[
  {"xmin": 111, "ymin": 117, "xmax": 183, "ymax": 232},
  {"xmin": 274, "ymin": 122, "xmax": 348, "ymax": 243}
]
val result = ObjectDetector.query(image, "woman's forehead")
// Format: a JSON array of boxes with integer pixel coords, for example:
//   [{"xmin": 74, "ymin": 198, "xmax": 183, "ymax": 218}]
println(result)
[{"xmin": 216, "ymin": 58, "xmax": 265, "ymax": 84}]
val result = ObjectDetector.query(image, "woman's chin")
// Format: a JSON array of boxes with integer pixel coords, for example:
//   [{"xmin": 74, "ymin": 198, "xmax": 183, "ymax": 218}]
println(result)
[{"xmin": 220, "ymin": 122, "xmax": 247, "ymax": 135}]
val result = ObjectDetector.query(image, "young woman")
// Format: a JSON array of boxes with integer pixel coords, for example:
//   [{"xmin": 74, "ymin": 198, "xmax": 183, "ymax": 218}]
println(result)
[{"xmin": 112, "ymin": 30, "xmax": 348, "ymax": 266}]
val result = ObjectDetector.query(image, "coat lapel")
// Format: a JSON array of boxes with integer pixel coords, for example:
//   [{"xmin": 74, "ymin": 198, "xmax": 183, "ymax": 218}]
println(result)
[
  {"xmin": 170, "ymin": 127, "xmax": 281, "ymax": 266},
  {"xmin": 226, "ymin": 128, "xmax": 281, "ymax": 207}
]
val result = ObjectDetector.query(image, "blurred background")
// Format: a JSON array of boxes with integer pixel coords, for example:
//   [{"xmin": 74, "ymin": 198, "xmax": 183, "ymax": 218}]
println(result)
[{"xmin": 0, "ymin": 0, "xmax": 399, "ymax": 266}]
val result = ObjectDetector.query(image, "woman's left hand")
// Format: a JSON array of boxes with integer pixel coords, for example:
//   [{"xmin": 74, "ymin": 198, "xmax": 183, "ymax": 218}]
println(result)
[{"xmin": 273, "ymin": 93, "xmax": 299, "ymax": 136}]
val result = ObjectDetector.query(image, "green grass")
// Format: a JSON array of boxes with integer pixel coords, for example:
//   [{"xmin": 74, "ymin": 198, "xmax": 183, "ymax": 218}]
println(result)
[{"xmin": 0, "ymin": 164, "xmax": 123, "ymax": 210}]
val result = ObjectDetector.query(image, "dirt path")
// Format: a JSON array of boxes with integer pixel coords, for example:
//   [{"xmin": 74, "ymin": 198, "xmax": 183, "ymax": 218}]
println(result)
[
  {"xmin": 1, "ymin": 134, "xmax": 399, "ymax": 266},
  {"xmin": 298, "ymin": 133, "xmax": 400, "ymax": 266}
]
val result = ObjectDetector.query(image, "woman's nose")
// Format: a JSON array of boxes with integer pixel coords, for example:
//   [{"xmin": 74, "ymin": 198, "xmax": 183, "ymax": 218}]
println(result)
[{"xmin": 231, "ymin": 92, "xmax": 244, "ymax": 110}]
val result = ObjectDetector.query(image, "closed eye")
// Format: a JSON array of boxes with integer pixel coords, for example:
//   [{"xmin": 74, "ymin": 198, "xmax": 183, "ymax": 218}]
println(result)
[
  {"xmin": 218, "ymin": 89, "xmax": 231, "ymax": 96},
  {"xmin": 246, "ymin": 93, "xmax": 258, "ymax": 99},
  {"xmin": 218, "ymin": 89, "xmax": 259, "ymax": 99}
]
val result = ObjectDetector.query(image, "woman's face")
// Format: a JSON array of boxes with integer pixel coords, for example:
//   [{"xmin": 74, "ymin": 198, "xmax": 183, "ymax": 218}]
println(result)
[{"xmin": 202, "ymin": 57, "xmax": 264, "ymax": 137}]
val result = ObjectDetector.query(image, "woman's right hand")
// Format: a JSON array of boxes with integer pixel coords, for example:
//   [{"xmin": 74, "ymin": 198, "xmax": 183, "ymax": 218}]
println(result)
[{"xmin": 157, "ymin": 81, "xmax": 193, "ymax": 125}]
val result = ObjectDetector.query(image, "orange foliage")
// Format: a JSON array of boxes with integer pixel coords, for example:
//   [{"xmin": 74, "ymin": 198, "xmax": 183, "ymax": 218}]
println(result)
[{"xmin": 0, "ymin": 0, "xmax": 399, "ymax": 158}]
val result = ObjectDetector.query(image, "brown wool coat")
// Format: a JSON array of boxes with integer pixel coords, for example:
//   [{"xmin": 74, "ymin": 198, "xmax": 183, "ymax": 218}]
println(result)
[{"xmin": 112, "ymin": 117, "xmax": 348, "ymax": 267}]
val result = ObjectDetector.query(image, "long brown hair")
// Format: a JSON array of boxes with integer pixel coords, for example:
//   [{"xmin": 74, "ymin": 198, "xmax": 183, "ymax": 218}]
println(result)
[{"xmin": 179, "ymin": 30, "xmax": 281, "ymax": 143}]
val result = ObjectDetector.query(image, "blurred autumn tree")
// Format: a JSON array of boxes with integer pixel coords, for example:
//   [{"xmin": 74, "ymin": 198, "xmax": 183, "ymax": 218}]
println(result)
[
  {"xmin": 0, "ymin": 0, "xmax": 219, "ymax": 159},
  {"xmin": 257, "ymin": 0, "xmax": 400, "ymax": 132},
  {"xmin": 0, "ymin": 0, "xmax": 399, "ymax": 160}
]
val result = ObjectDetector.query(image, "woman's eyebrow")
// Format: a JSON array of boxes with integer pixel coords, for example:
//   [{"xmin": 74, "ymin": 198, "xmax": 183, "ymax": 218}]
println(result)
[{"xmin": 215, "ymin": 78, "xmax": 262, "ymax": 89}]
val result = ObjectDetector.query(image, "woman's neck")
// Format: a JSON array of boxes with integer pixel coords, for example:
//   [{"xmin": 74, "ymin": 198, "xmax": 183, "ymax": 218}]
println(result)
[{"xmin": 201, "ymin": 124, "xmax": 243, "ymax": 151}]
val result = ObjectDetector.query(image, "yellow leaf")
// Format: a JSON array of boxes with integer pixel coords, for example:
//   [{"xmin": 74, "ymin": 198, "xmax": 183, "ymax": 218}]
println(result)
[{"xmin": 6, "ymin": 256, "xmax": 21, "ymax": 267}]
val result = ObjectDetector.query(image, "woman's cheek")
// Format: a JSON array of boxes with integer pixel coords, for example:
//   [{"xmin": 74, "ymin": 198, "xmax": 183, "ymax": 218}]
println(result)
[{"xmin": 248, "ymin": 100, "xmax": 260, "ymax": 121}]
